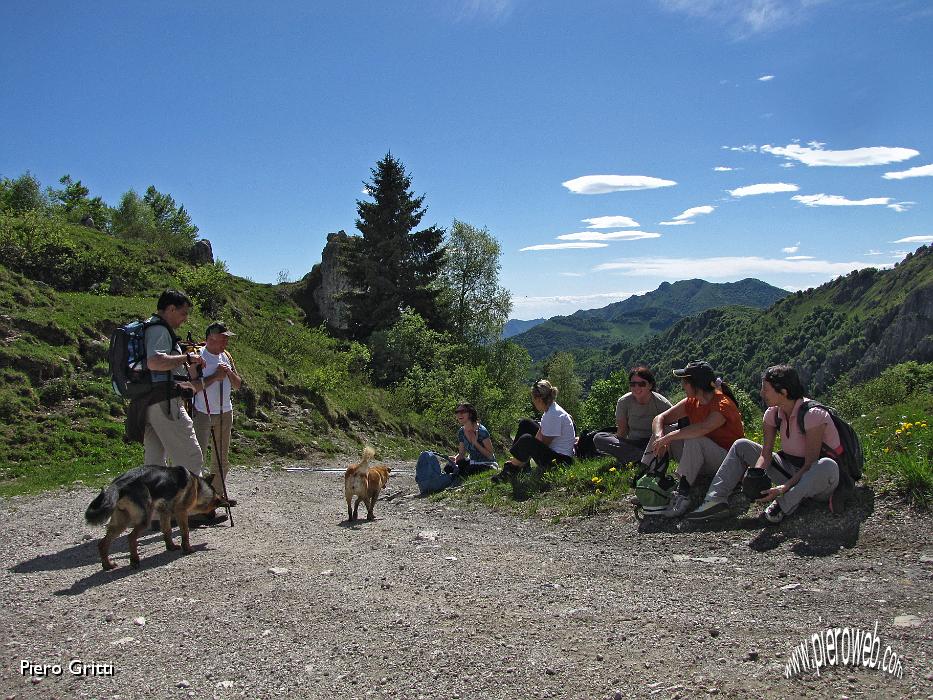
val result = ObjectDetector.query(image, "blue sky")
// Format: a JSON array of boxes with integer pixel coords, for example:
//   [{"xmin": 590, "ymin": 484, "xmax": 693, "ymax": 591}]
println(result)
[{"xmin": 2, "ymin": 1, "xmax": 932, "ymax": 319}]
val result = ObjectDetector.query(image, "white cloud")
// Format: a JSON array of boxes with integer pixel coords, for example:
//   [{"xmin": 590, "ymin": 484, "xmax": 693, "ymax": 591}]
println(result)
[
  {"xmin": 456, "ymin": 0, "xmax": 514, "ymax": 21},
  {"xmin": 792, "ymin": 193, "xmax": 891, "ymax": 207},
  {"xmin": 782, "ymin": 242, "xmax": 800, "ymax": 254},
  {"xmin": 557, "ymin": 231, "xmax": 661, "ymax": 241},
  {"xmin": 761, "ymin": 143, "xmax": 919, "ymax": 167},
  {"xmin": 562, "ymin": 175, "xmax": 677, "ymax": 194},
  {"xmin": 758, "ymin": 74, "xmax": 775, "ymax": 81},
  {"xmin": 593, "ymin": 256, "xmax": 873, "ymax": 277},
  {"xmin": 864, "ymin": 250, "xmax": 886, "ymax": 257},
  {"xmin": 559, "ymin": 272, "xmax": 585, "ymax": 277},
  {"xmin": 582, "ymin": 215, "xmax": 640, "ymax": 229},
  {"xmin": 723, "ymin": 144, "xmax": 758, "ymax": 153},
  {"xmin": 520, "ymin": 242, "xmax": 609, "ymax": 251},
  {"xmin": 779, "ymin": 162, "xmax": 795, "ymax": 168},
  {"xmin": 883, "ymin": 164, "xmax": 933, "ymax": 180},
  {"xmin": 784, "ymin": 255, "xmax": 815, "ymax": 260},
  {"xmin": 729, "ymin": 182, "xmax": 799, "ymax": 197},
  {"xmin": 892, "ymin": 235, "xmax": 933, "ymax": 244},
  {"xmin": 658, "ymin": 0, "xmax": 823, "ymax": 35},
  {"xmin": 511, "ymin": 290, "xmax": 648, "ymax": 313},
  {"xmin": 887, "ymin": 202, "xmax": 914, "ymax": 213},
  {"xmin": 671, "ymin": 205, "xmax": 715, "ymax": 221},
  {"xmin": 659, "ymin": 220, "xmax": 694, "ymax": 226},
  {"xmin": 713, "ymin": 166, "xmax": 735, "ymax": 172}
]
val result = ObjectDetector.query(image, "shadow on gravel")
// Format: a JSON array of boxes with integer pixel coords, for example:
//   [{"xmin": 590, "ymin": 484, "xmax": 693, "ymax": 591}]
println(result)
[
  {"xmin": 635, "ymin": 486, "xmax": 875, "ymax": 558},
  {"xmin": 52, "ymin": 543, "xmax": 210, "ymax": 596},
  {"xmin": 8, "ymin": 532, "xmax": 168, "ymax": 573},
  {"xmin": 748, "ymin": 486, "xmax": 875, "ymax": 557}
]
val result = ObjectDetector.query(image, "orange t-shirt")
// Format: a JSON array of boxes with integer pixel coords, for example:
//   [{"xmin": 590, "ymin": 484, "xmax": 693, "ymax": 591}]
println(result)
[{"xmin": 684, "ymin": 391, "xmax": 744, "ymax": 450}]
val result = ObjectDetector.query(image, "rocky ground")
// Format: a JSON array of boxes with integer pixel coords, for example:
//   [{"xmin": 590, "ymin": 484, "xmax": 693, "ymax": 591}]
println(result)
[{"xmin": 1, "ymin": 459, "xmax": 931, "ymax": 700}]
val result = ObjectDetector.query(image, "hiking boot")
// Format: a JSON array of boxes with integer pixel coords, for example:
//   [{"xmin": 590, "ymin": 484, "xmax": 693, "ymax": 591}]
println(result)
[
  {"xmin": 762, "ymin": 500, "xmax": 785, "ymax": 524},
  {"xmin": 685, "ymin": 499, "xmax": 731, "ymax": 521},
  {"xmin": 662, "ymin": 492, "xmax": 690, "ymax": 518}
]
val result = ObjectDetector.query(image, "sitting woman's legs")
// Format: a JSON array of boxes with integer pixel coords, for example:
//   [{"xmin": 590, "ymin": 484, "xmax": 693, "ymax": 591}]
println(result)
[
  {"xmin": 676, "ymin": 437, "xmax": 727, "ymax": 486},
  {"xmin": 593, "ymin": 432, "xmax": 646, "ymax": 466},
  {"xmin": 705, "ymin": 438, "xmax": 762, "ymax": 501}
]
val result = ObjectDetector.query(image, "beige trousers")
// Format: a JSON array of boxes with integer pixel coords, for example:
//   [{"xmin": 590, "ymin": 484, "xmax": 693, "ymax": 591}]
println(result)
[
  {"xmin": 193, "ymin": 409, "xmax": 233, "ymax": 496},
  {"xmin": 143, "ymin": 398, "xmax": 203, "ymax": 475}
]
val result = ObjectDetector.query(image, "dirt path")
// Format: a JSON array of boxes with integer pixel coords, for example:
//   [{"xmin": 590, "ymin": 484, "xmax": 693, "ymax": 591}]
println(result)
[{"xmin": 1, "ymin": 460, "xmax": 931, "ymax": 700}]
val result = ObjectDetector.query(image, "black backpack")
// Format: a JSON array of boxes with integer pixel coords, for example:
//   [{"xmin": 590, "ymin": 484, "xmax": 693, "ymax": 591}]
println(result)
[
  {"xmin": 575, "ymin": 426, "xmax": 616, "ymax": 459},
  {"xmin": 776, "ymin": 400, "xmax": 864, "ymax": 488},
  {"xmin": 108, "ymin": 317, "xmax": 174, "ymax": 399}
]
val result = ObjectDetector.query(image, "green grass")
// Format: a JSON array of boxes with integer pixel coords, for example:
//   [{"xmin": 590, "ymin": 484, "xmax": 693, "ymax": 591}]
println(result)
[{"xmin": 435, "ymin": 457, "xmax": 640, "ymax": 520}]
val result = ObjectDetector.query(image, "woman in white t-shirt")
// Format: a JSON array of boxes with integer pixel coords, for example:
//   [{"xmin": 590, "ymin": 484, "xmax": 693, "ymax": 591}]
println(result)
[
  {"xmin": 685, "ymin": 364, "xmax": 841, "ymax": 523},
  {"xmin": 492, "ymin": 380, "xmax": 575, "ymax": 483}
]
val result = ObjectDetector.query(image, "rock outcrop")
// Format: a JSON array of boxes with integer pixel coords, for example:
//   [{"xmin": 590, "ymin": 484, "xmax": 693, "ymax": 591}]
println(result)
[
  {"xmin": 291, "ymin": 231, "xmax": 359, "ymax": 334},
  {"xmin": 190, "ymin": 239, "xmax": 214, "ymax": 265}
]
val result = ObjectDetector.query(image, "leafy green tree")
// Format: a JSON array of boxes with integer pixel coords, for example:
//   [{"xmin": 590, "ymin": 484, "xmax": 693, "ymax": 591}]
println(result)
[
  {"xmin": 438, "ymin": 219, "xmax": 512, "ymax": 345},
  {"xmin": 112, "ymin": 189, "xmax": 157, "ymax": 240},
  {"xmin": 48, "ymin": 175, "xmax": 111, "ymax": 231},
  {"xmin": 543, "ymin": 351, "xmax": 583, "ymax": 422},
  {"xmin": 345, "ymin": 153, "xmax": 446, "ymax": 339},
  {"xmin": 368, "ymin": 309, "xmax": 450, "ymax": 386},
  {"xmin": 0, "ymin": 172, "xmax": 46, "ymax": 214},
  {"xmin": 144, "ymin": 185, "xmax": 198, "ymax": 245}
]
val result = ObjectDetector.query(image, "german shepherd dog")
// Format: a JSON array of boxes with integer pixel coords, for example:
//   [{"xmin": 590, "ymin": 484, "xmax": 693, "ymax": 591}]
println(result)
[
  {"xmin": 85, "ymin": 465, "xmax": 229, "ymax": 570},
  {"xmin": 344, "ymin": 447, "xmax": 392, "ymax": 521}
]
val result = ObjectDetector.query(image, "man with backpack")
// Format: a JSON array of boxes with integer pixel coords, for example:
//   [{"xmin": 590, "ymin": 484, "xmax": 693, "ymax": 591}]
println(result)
[{"xmin": 128, "ymin": 290, "xmax": 206, "ymax": 475}]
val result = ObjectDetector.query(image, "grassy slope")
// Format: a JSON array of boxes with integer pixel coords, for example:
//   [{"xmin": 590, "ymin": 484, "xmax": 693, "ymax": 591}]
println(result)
[{"xmin": 0, "ymin": 223, "xmax": 438, "ymax": 497}]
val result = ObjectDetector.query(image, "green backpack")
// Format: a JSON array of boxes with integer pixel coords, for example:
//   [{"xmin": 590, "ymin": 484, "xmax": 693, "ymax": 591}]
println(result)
[{"xmin": 633, "ymin": 455, "xmax": 675, "ymax": 513}]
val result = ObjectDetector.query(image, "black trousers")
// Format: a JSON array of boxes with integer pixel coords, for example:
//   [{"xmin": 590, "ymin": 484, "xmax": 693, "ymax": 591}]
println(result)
[{"xmin": 510, "ymin": 418, "xmax": 573, "ymax": 470}]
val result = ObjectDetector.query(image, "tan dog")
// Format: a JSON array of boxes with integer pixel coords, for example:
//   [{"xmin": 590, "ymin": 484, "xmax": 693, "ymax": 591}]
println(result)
[
  {"xmin": 344, "ymin": 446, "xmax": 392, "ymax": 521},
  {"xmin": 85, "ymin": 465, "xmax": 229, "ymax": 570}
]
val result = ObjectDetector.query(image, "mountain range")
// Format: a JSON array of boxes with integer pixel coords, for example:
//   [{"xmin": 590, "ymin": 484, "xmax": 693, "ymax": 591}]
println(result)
[{"xmin": 510, "ymin": 278, "xmax": 789, "ymax": 362}]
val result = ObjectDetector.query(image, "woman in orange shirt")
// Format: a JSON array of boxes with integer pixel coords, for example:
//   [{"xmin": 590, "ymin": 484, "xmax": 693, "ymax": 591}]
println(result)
[{"xmin": 643, "ymin": 360, "xmax": 744, "ymax": 518}]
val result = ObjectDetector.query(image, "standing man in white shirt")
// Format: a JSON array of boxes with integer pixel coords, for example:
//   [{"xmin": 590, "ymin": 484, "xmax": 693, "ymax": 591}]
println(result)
[{"xmin": 192, "ymin": 321, "xmax": 243, "ymax": 509}]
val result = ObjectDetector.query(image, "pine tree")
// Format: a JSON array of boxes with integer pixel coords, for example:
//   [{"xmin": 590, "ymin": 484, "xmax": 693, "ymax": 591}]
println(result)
[{"xmin": 345, "ymin": 153, "xmax": 446, "ymax": 339}]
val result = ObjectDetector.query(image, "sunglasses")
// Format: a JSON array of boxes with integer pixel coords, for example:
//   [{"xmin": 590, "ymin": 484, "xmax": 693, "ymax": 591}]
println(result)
[{"xmin": 629, "ymin": 380, "xmax": 648, "ymax": 387}]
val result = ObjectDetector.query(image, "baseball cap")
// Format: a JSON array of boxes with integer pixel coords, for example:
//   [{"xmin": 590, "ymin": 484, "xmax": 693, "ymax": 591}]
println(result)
[
  {"xmin": 672, "ymin": 360, "xmax": 716, "ymax": 386},
  {"xmin": 205, "ymin": 321, "xmax": 236, "ymax": 337}
]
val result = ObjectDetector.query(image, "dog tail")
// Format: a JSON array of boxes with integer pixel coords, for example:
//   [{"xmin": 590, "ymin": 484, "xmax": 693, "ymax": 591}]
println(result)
[
  {"xmin": 85, "ymin": 486, "xmax": 117, "ymax": 525},
  {"xmin": 357, "ymin": 446, "xmax": 376, "ymax": 472}
]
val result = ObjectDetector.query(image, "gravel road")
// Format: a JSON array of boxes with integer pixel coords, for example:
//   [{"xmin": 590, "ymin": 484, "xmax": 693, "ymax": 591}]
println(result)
[{"xmin": 1, "ymin": 460, "xmax": 931, "ymax": 700}]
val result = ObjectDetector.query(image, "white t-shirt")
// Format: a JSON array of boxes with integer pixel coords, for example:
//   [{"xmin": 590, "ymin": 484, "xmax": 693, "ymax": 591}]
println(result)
[
  {"xmin": 540, "ymin": 401, "xmax": 576, "ymax": 457},
  {"xmin": 193, "ymin": 348, "xmax": 234, "ymax": 414}
]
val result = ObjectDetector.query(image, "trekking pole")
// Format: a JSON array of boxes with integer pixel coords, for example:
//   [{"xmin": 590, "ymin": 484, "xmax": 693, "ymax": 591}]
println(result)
[{"xmin": 200, "ymin": 367, "xmax": 234, "ymax": 527}]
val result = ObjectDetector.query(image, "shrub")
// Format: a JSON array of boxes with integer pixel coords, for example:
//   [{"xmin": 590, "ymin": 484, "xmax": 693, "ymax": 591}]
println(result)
[{"xmin": 176, "ymin": 260, "xmax": 230, "ymax": 315}]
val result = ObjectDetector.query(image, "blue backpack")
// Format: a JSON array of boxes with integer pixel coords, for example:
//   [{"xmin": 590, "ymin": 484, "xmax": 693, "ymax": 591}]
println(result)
[{"xmin": 415, "ymin": 451, "xmax": 456, "ymax": 494}]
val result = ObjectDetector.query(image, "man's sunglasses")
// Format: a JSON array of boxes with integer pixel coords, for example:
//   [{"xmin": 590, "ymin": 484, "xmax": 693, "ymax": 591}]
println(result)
[{"xmin": 629, "ymin": 380, "xmax": 648, "ymax": 387}]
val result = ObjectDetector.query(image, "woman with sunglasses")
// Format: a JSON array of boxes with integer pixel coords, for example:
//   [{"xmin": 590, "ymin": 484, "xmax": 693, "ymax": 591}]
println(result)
[{"xmin": 593, "ymin": 366, "xmax": 672, "ymax": 467}]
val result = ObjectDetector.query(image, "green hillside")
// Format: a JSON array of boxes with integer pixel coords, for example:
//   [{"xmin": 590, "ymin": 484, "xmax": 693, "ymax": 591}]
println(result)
[
  {"xmin": 512, "ymin": 278, "xmax": 788, "ymax": 361},
  {"xmin": 0, "ymin": 216, "xmax": 441, "ymax": 496},
  {"xmin": 585, "ymin": 246, "xmax": 933, "ymax": 408}
]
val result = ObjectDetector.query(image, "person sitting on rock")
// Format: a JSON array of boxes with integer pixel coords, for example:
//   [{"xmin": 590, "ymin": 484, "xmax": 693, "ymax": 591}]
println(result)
[{"xmin": 685, "ymin": 364, "xmax": 840, "ymax": 523}]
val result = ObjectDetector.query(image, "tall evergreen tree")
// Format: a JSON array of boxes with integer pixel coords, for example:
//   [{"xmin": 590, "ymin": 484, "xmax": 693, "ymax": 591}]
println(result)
[{"xmin": 345, "ymin": 153, "xmax": 446, "ymax": 339}]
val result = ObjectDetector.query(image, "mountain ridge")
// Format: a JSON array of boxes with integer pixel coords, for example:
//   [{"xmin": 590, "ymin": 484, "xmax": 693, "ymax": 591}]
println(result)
[{"xmin": 511, "ymin": 278, "xmax": 789, "ymax": 361}]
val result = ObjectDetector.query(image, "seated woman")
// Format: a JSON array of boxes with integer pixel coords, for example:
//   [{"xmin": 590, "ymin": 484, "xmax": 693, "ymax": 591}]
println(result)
[
  {"xmin": 492, "ymin": 380, "xmax": 575, "ymax": 482},
  {"xmin": 593, "ymin": 365, "xmax": 672, "ymax": 467},
  {"xmin": 686, "ymin": 364, "xmax": 840, "ymax": 522},
  {"xmin": 448, "ymin": 402, "xmax": 496, "ymax": 476},
  {"xmin": 643, "ymin": 360, "xmax": 744, "ymax": 517}
]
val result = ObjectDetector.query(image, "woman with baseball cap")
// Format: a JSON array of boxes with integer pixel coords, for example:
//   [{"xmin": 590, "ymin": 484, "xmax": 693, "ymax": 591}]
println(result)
[{"xmin": 641, "ymin": 360, "xmax": 744, "ymax": 517}]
